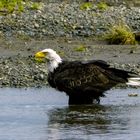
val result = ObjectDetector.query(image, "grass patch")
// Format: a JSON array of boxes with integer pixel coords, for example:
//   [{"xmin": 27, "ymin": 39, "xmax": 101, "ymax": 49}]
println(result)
[
  {"xmin": 97, "ymin": 2, "xmax": 108, "ymax": 10},
  {"xmin": 58, "ymin": 51, "xmax": 65, "ymax": 57},
  {"xmin": 29, "ymin": 2, "xmax": 43, "ymax": 10},
  {"xmin": 0, "ymin": 0, "xmax": 25, "ymax": 13},
  {"xmin": 74, "ymin": 45, "xmax": 87, "ymax": 52},
  {"xmin": 80, "ymin": 2, "xmax": 93, "ymax": 10},
  {"xmin": 0, "ymin": 0, "xmax": 43, "ymax": 14},
  {"xmin": 105, "ymin": 24, "xmax": 137, "ymax": 45}
]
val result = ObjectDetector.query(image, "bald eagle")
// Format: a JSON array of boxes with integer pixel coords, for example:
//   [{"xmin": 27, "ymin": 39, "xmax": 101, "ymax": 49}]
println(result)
[{"xmin": 35, "ymin": 48, "xmax": 140, "ymax": 105}]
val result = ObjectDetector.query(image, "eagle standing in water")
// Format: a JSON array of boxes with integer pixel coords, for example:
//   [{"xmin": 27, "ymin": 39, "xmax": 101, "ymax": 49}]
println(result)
[{"xmin": 35, "ymin": 48, "xmax": 140, "ymax": 105}]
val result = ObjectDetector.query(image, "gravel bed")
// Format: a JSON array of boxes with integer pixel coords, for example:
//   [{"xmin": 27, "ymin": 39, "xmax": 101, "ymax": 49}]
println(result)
[
  {"xmin": 0, "ymin": 56, "xmax": 48, "ymax": 88},
  {"xmin": 0, "ymin": 1, "xmax": 140, "ymax": 88},
  {"xmin": 0, "ymin": 1, "xmax": 140, "ymax": 39},
  {"xmin": 0, "ymin": 45, "xmax": 140, "ymax": 88}
]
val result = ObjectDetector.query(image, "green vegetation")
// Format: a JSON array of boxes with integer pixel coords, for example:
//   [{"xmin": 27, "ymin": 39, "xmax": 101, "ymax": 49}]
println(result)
[
  {"xmin": 80, "ymin": 2, "xmax": 93, "ymax": 10},
  {"xmin": 97, "ymin": 2, "xmax": 108, "ymax": 10},
  {"xmin": 74, "ymin": 45, "xmax": 87, "ymax": 52},
  {"xmin": 0, "ymin": 0, "xmax": 43, "ymax": 14},
  {"xmin": 29, "ymin": 2, "xmax": 43, "ymax": 10},
  {"xmin": 58, "ymin": 51, "xmax": 65, "ymax": 57},
  {"xmin": 105, "ymin": 24, "xmax": 137, "ymax": 45},
  {"xmin": 0, "ymin": 0, "xmax": 24, "ymax": 13}
]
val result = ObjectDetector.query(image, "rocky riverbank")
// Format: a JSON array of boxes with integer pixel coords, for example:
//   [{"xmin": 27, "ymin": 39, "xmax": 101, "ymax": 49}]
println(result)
[
  {"xmin": 0, "ymin": 1, "xmax": 140, "ymax": 39},
  {"xmin": 0, "ymin": 1, "xmax": 140, "ymax": 88},
  {"xmin": 0, "ymin": 40, "xmax": 140, "ymax": 88}
]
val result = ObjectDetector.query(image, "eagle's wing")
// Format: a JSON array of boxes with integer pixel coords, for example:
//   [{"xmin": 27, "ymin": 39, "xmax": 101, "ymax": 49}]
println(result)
[{"xmin": 53, "ymin": 60, "xmax": 126, "ymax": 93}]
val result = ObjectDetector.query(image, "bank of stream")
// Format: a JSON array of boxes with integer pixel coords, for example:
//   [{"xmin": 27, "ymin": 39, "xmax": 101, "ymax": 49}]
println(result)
[{"xmin": 0, "ymin": 39, "xmax": 140, "ymax": 88}]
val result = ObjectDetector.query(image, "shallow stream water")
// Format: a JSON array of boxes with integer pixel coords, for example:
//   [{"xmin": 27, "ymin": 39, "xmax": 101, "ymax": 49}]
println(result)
[{"xmin": 0, "ymin": 87, "xmax": 140, "ymax": 140}]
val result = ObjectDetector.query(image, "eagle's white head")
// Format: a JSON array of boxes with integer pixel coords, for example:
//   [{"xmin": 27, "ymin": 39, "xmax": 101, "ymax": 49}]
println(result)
[{"xmin": 35, "ymin": 48, "xmax": 62, "ymax": 72}]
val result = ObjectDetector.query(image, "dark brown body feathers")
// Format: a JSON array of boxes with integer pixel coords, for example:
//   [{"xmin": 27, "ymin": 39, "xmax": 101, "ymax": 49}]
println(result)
[{"xmin": 48, "ymin": 60, "xmax": 133, "ymax": 105}]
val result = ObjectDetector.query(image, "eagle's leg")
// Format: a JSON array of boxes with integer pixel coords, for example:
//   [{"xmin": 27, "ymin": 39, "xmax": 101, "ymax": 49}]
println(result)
[
  {"xmin": 68, "ymin": 94, "xmax": 93, "ymax": 105},
  {"xmin": 92, "ymin": 98, "xmax": 100, "ymax": 104},
  {"xmin": 96, "ymin": 98, "xmax": 100, "ymax": 104}
]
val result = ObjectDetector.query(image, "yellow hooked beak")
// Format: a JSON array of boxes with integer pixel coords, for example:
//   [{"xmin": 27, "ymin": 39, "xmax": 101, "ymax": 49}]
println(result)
[
  {"xmin": 35, "ymin": 51, "xmax": 46, "ymax": 62},
  {"xmin": 35, "ymin": 51, "xmax": 46, "ymax": 58}
]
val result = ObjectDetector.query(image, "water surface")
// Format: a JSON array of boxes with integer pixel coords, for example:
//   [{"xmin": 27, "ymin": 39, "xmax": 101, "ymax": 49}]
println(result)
[{"xmin": 0, "ymin": 87, "xmax": 140, "ymax": 140}]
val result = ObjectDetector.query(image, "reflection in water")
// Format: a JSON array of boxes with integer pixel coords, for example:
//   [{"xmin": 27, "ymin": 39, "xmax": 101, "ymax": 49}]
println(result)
[
  {"xmin": 47, "ymin": 105, "xmax": 130, "ymax": 140},
  {"xmin": 48, "ymin": 105, "xmax": 110, "ymax": 125},
  {"xmin": 0, "ymin": 88, "xmax": 140, "ymax": 140}
]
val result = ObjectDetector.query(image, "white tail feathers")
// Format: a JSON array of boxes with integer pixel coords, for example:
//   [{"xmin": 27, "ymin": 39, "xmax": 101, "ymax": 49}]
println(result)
[{"xmin": 127, "ymin": 77, "xmax": 140, "ymax": 86}]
